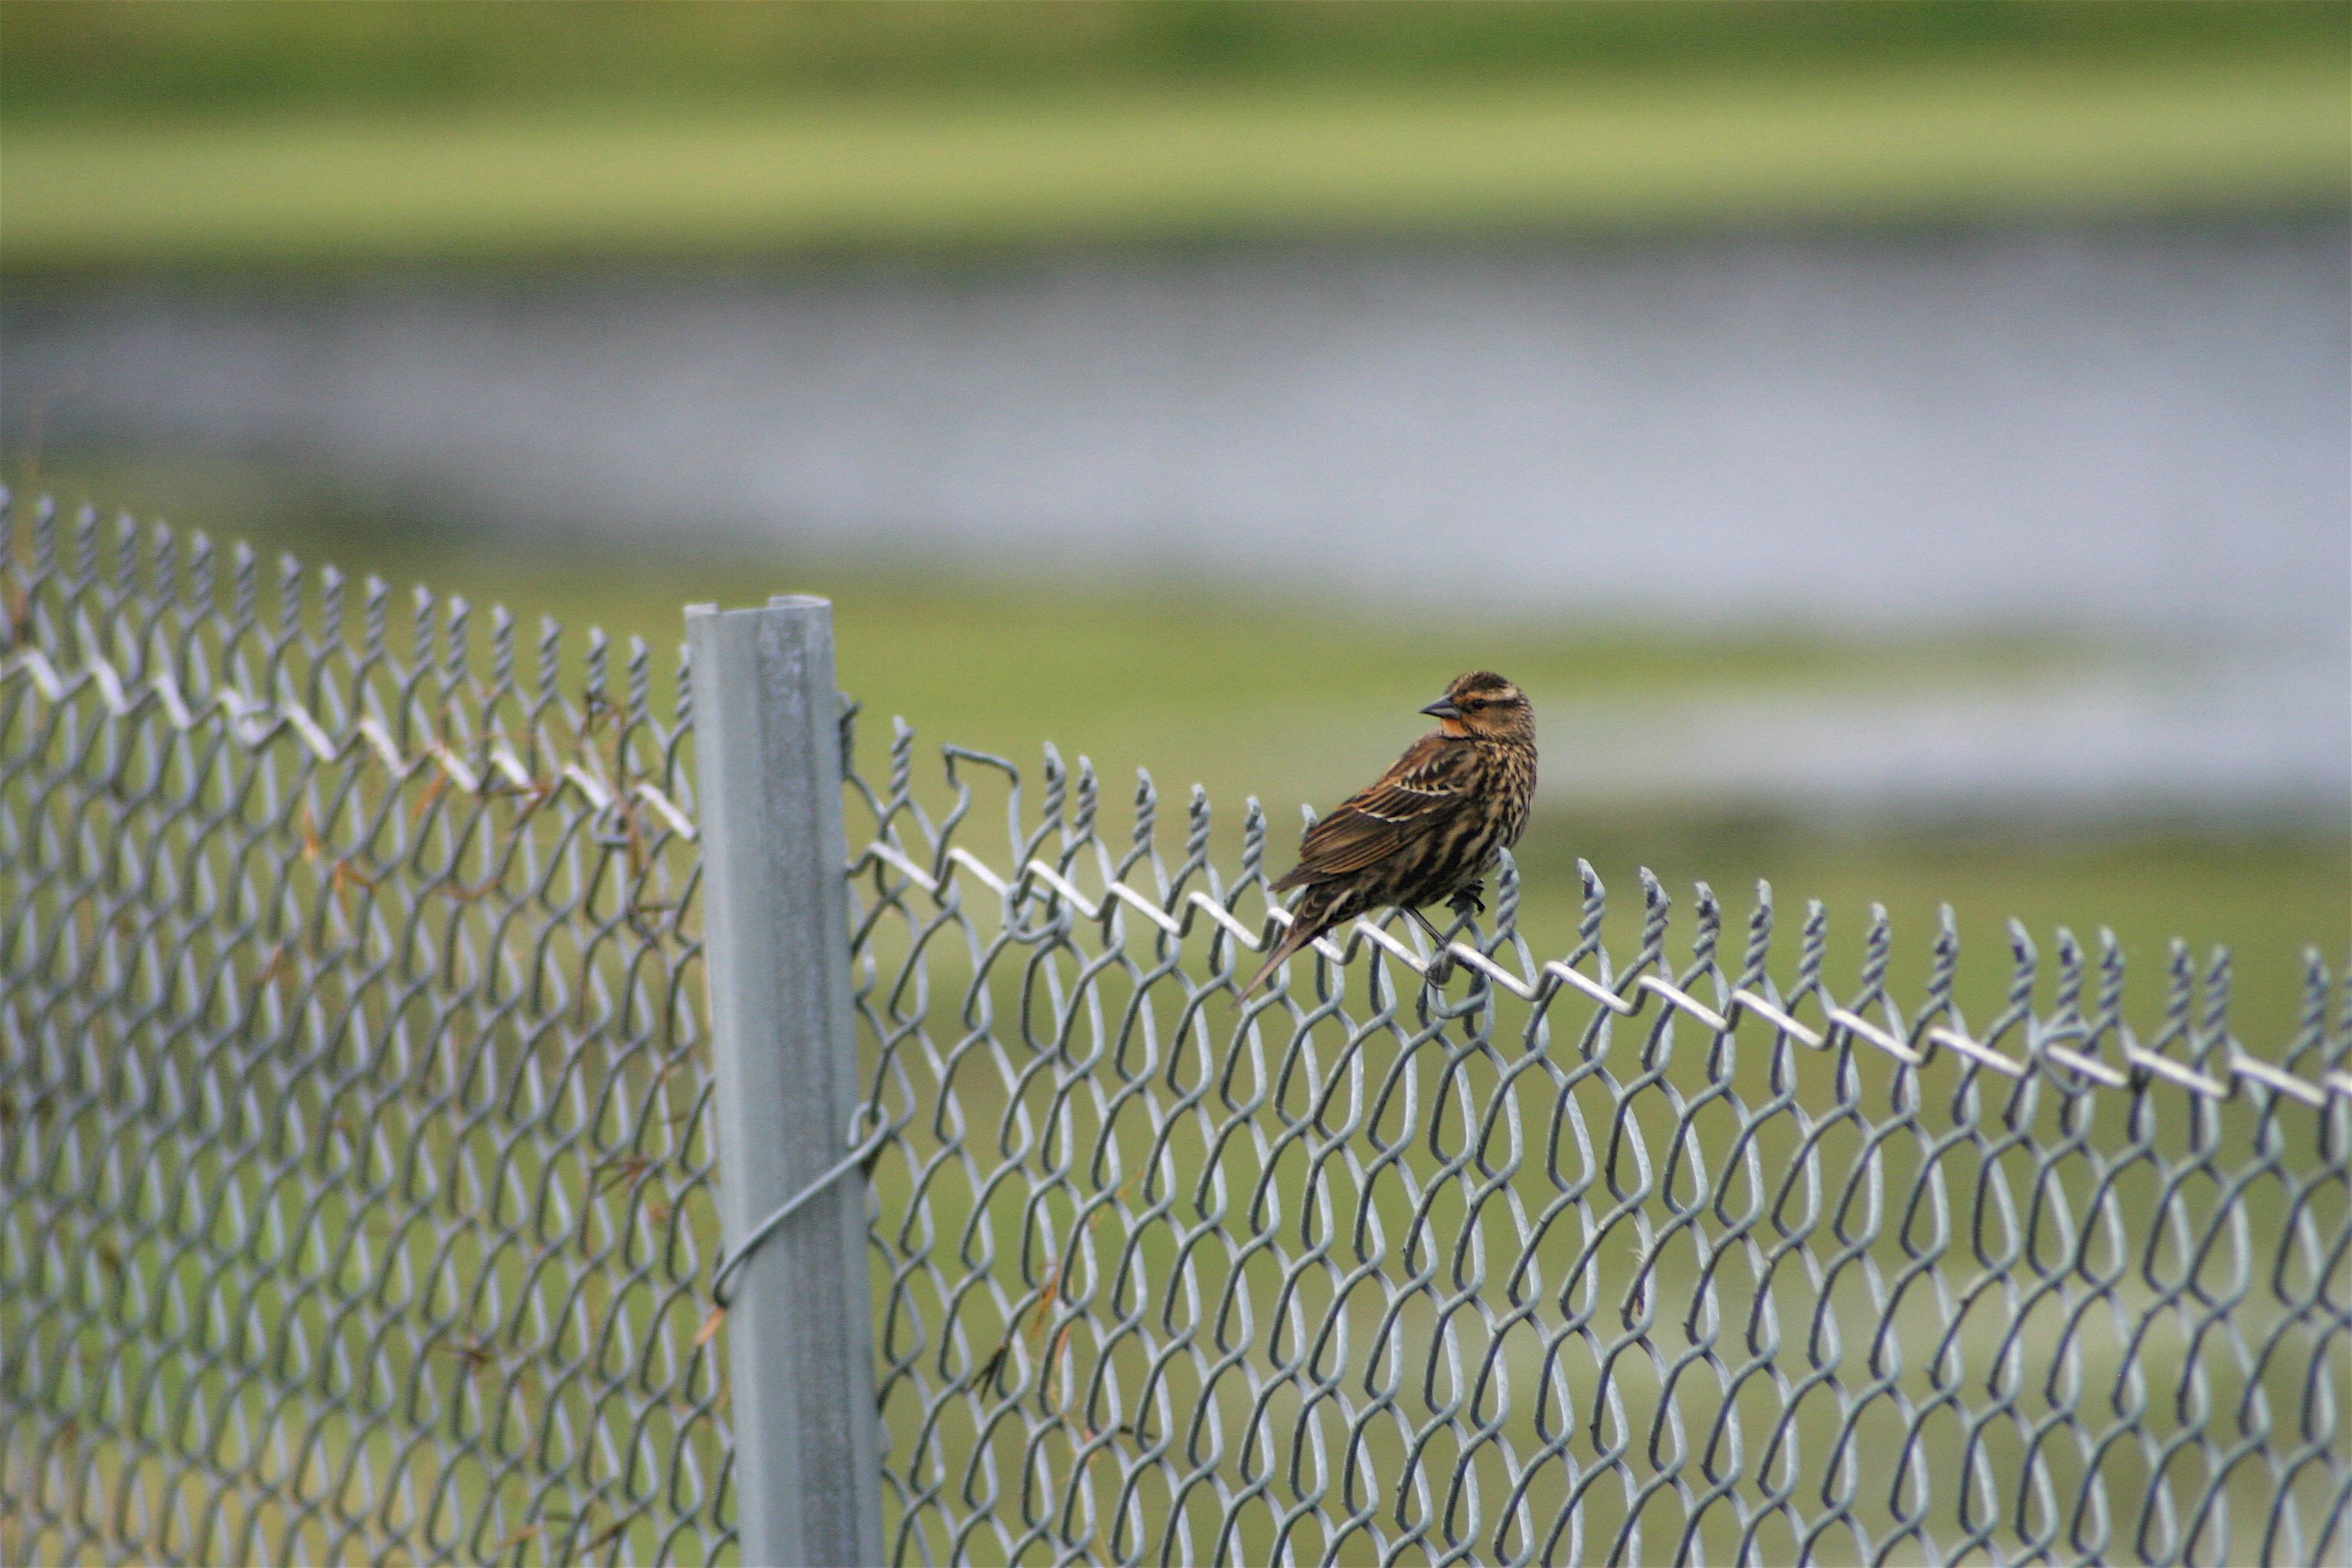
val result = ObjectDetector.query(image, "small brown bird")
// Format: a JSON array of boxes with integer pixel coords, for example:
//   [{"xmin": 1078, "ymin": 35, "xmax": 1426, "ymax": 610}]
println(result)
[{"xmin": 1243, "ymin": 670, "xmax": 1537, "ymax": 993}]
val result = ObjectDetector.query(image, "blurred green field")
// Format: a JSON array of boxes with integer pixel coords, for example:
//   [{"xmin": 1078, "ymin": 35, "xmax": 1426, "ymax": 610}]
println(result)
[
  {"xmin": 5, "ymin": 57, "xmax": 2343, "ymax": 273},
  {"xmin": 2, "ymin": 1, "xmax": 2344, "ymax": 271},
  {"xmin": 8, "ymin": 1, "xmax": 2341, "ymax": 118}
]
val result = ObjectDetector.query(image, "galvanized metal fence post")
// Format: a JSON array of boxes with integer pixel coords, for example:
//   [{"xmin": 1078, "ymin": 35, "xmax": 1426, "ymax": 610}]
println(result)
[{"xmin": 687, "ymin": 596, "xmax": 884, "ymax": 1568}]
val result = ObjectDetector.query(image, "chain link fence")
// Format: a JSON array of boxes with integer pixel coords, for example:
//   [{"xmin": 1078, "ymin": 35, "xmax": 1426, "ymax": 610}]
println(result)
[
  {"xmin": 1, "ymin": 496, "xmax": 727, "ymax": 1564},
  {"xmin": 844, "ymin": 746, "xmax": 2349, "ymax": 1567},
  {"xmin": 5, "ymin": 495, "xmax": 2347, "ymax": 1565}
]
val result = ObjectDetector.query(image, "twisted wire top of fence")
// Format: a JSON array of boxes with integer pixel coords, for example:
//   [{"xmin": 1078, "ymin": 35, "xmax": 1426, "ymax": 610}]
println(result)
[
  {"xmin": 844, "ymin": 732, "xmax": 2347, "ymax": 1110},
  {"xmin": 5, "ymin": 492, "xmax": 2347, "ymax": 1566}
]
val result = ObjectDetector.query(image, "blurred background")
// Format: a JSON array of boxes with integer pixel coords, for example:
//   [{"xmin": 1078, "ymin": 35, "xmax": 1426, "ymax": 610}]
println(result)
[{"xmin": 2, "ymin": 0, "xmax": 2345, "ymax": 1037}]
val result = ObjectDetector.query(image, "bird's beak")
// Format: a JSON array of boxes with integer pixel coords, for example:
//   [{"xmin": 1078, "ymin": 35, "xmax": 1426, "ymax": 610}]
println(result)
[{"xmin": 1420, "ymin": 696, "xmax": 1462, "ymax": 720}]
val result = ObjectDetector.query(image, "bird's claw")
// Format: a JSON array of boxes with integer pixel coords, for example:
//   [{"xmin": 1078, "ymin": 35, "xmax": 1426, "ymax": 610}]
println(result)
[{"xmin": 1448, "ymin": 883, "xmax": 1487, "ymax": 919}]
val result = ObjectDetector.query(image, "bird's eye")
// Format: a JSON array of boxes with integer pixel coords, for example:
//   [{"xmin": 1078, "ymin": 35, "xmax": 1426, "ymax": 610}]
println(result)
[{"xmin": 1465, "ymin": 697, "xmax": 1487, "ymax": 710}]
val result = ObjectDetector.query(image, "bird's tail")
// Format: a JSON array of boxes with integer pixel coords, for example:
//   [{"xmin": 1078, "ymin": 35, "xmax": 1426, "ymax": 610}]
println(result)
[{"xmin": 1240, "ymin": 896, "xmax": 1331, "ymax": 995}]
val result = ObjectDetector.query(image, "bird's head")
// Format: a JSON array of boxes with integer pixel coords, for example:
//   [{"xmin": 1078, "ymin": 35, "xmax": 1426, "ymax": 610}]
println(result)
[{"xmin": 1421, "ymin": 670, "xmax": 1533, "ymax": 743}]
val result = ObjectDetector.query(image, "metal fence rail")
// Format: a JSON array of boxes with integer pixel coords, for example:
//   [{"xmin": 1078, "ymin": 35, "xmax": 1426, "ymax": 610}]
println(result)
[{"xmin": 5, "ymin": 498, "xmax": 2347, "ymax": 1566}]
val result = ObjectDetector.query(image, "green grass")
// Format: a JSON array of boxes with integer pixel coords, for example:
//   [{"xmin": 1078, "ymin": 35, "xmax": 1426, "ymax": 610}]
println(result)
[
  {"xmin": 8, "ymin": 2, "xmax": 2341, "ymax": 119},
  {"xmin": 4, "ymin": 52, "xmax": 2344, "ymax": 273}
]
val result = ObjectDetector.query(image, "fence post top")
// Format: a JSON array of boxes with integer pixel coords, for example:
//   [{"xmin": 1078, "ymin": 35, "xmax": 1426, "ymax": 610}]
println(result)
[{"xmin": 684, "ymin": 593, "xmax": 832, "ymax": 622}]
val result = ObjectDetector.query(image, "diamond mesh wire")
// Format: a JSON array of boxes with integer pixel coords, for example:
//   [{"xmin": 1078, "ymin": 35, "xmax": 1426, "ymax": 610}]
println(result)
[
  {"xmin": 6, "ymin": 496, "xmax": 2347, "ymax": 1567},
  {"xmin": 1, "ymin": 496, "xmax": 728, "ymax": 1566},
  {"xmin": 840, "ymin": 728, "xmax": 2350, "ymax": 1567}
]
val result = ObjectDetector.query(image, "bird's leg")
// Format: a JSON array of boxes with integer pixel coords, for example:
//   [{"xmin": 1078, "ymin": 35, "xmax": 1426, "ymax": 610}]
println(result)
[
  {"xmin": 1447, "ymin": 880, "xmax": 1486, "ymax": 919},
  {"xmin": 1404, "ymin": 907, "xmax": 1456, "ymax": 985}
]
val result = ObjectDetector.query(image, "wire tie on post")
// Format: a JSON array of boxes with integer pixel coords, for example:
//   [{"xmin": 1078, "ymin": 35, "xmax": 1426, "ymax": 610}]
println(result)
[{"xmin": 710, "ymin": 1127, "xmax": 890, "ymax": 1308}]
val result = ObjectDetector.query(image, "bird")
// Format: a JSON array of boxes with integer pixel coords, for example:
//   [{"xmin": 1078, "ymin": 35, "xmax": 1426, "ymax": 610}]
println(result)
[{"xmin": 1242, "ymin": 670, "xmax": 1536, "ymax": 994}]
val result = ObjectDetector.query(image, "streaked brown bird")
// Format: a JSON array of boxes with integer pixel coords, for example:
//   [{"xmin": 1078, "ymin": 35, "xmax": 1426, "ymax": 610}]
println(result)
[{"xmin": 1243, "ymin": 670, "xmax": 1536, "ymax": 993}]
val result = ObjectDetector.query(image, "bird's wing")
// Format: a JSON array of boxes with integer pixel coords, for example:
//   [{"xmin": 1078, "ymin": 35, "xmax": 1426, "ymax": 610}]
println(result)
[{"xmin": 1276, "ymin": 733, "xmax": 1475, "ymax": 884}]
